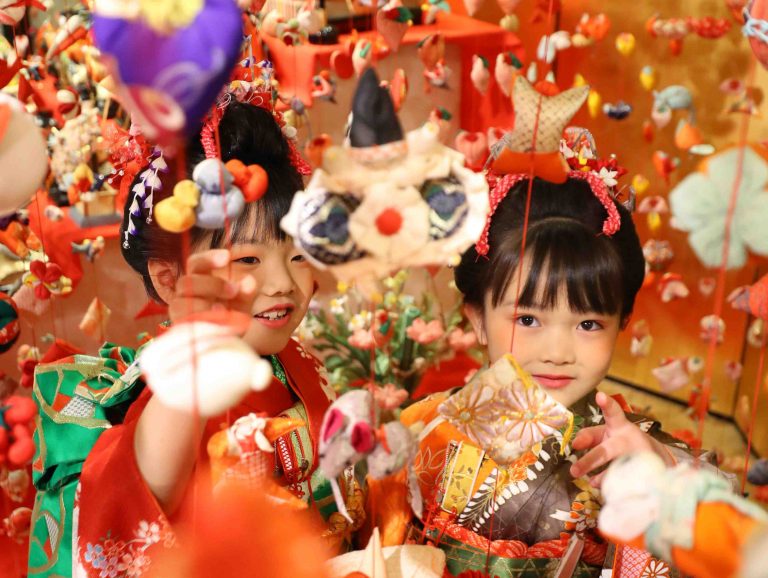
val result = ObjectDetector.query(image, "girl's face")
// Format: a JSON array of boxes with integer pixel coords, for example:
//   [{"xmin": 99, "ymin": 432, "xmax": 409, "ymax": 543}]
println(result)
[
  {"xmin": 217, "ymin": 239, "xmax": 314, "ymax": 356},
  {"xmin": 466, "ymin": 269, "xmax": 622, "ymax": 408}
]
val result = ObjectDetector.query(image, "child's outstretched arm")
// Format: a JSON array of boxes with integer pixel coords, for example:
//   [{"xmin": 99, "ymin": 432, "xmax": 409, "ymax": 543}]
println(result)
[
  {"xmin": 568, "ymin": 392, "xmax": 676, "ymax": 486},
  {"xmin": 135, "ymin": 249, "xmax": 257, "ymax": 513}
]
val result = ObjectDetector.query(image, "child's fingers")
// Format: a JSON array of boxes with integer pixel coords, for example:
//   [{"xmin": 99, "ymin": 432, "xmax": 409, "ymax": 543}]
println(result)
[
  {"xmin": 176, "ymin": 274, "xmax": 239, "ymax": 301},
  {"xmin": 229, "ymin": 275, "xmax": 258, "ymax": 313},
  {"xmin": 186, "ymin": 249, "xmax": 231, "ymax": 275},
  {"xmin": 169, "ymin": 298, "xmax": 221, "ymax": 323},
  {"xmin": 570, "ymin": 436, "xmax": 628, "ymax": 478},
  {"xmin": 596, "ymin": 392, "xmax": 629, "ymax": 431},
  {"xmin": 571, "ymin": 426, "xmax": 605, "ymax": 451}
]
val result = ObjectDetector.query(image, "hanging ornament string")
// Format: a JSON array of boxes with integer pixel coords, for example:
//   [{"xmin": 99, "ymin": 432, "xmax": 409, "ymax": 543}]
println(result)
[{"xmin": 696, "ymin": 54, "xmax": 759, "ymax": 456}]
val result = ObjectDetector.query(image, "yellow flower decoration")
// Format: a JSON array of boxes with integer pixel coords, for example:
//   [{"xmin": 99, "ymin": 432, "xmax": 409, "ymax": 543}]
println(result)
[{"xmin": 139, "ymin": 0, "xmax": 204, "ymax": 34}]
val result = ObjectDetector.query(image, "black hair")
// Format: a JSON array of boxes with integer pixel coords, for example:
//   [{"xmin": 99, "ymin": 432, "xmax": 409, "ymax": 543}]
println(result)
[
  {"xmin": 454, "ymin": 177, "xmax": 645, "ymax": 322},
  {"xmin": 120, "ymin": 101, "xmax": 304, "ymax": 302}
]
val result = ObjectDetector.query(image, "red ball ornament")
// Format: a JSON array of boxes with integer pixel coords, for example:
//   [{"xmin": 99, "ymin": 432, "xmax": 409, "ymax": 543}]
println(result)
[
  {"xmin": 746, "ymin": 0, "xmax": 768, "ymax": 69},
  {"xmin": 375, "ymin": 208, "xmax": 403, "ymax": 236}
]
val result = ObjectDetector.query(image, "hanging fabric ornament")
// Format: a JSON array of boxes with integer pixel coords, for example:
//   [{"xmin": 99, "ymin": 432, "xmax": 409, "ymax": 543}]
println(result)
[
  {"xmin": 652, "ymin": 358, "xmax": 692, "ymax": 392},
  {"xmin": 304, "ymin": 134, "xmax": 333, "ymax": 169},
  {"xmin": 388, "ymin": 68, "xmax": 408, "ymax": 112},
  {"xmin": 494, "ymin": 52, "xmax": 522, "ymax": 98},
  {"xmin": 91, "ymin": 0, "xmax": 242, "ymax": 146},
  {"xmin": 496, "ymin": 0, "xmax": 521, "ymax": 17},
  {"xmin": 499, "ymin": 13, "xmax": 518, "ymax": 31},
  {"xmin": 646, "ymin": 15, "xmax": 689, "ymax": 55},
  {"xmin": 657, "ymin": 272, "xmax": 689, "ymax": 303},
  {"xmin": 352, "ymin": 39, "xmax": 373, "ymax": 77},
  {"xmin": 632, "ymin": 174, "xmax": 650, "ymax": 195},
  {"xmin": 674, "ymin": 118, "xmax": 703, "ymax": 151},
  {"xmin": 652, "ymin": 150, "xmax": 680, "ymax": 184},
  {"xmin": 639, "ymin": 65, "xmax": 657, "ymax": 91},
  {"xmin": 638, "ymin": 195, "xmax": 668, "ymax": 233},
  {"xmin": 79, "ymin": 298, "xmax": 111, "ymax": 338},
  {"xmin": 463, "ymin": 0, "xmax": 483, "ymax": 16},
  {"xmin": 642, "ymin": 120, "xmax": 655, "ymax": 142},
  {"xmin": 0, "ymin": 95, "xmax": 48, "ymax": 215},
  {"xmin": 744, "ymin": 0, "xmax": 768, "ymax": 69},
  {"xmin": 311, "ymin": 70, "xmax": 337, "ymax": 102},
  {"xmin": 428, "ymin": 107, "xmax": 452, "ymax": 142},
  {"xmin": 574, "ymin": 13, "xmax": 611, "ymax": 45},
  {"xmin": 537, "ymin": 31, "xmax": 571, "ymax": 64},
  {"xmin": 630, "ymin": 320, "xmax": 653, "ymax": 357},
  {"xmin": 728, "ymin": 273, "xmax": 768, "ymax": 319},
  {"xmin": 642, "ymin": 239, "xmax": 674, "ymax": 271},
  {"xmin": 154, "ymin": 179, "xmax": 201, "ymax": 233},
  {"xmin": 281, "ymin": 68, "xmax": 488, "ymax": 282},
  {"xmin": 0, "ymin": 292, "xmax": 19, "ymax": 353},
  {"xmin": 377, "ymin": 0, "xmax": 413, "ymax": 52},
  {"xmin": 331, "ymin": 49, "xmax": 355, "ymax": 79},
  {"xmin": 603, "ymin": 101, "xmax": 632, "ymax": 120},
  {"xmin": 615, "ymin": 32, "xmax": 636, "ymax": 56},
  {"xmin": 454, "ymin": 131, "xmax": 488, "ymax": 171},
  {"xmin": 470, "ymin": 55, "xmax": 490, "ymax": 95},
  {"xmin": 194, "ymin": 159, "xmax": 246, "ymax": 229},
  {"xmin": 587, "ymin": 89, "xmax": 602, "ymax": 118},
  {"xmin": 699, "ymin": 277, "xmax": 716, "ymax": 296},
  {"xmin": 700, "ymin": 314, "xmax": 726, "ymax": 344},
  {"xmin": 488, "ymin": 76, "xmax": 589, "ymax": 183}
]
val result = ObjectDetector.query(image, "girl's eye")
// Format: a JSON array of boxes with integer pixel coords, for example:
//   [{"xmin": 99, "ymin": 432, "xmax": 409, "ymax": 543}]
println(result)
[
  {"xmin": 291, "ymin": 254, "xmax": 307, "ymax": 263},
  {"xmin": 516, "ymin": 315, "xmax": 539, "ymax": 327},
  {"xmin": 235, "ymin": 256, "xmax": 260, "ymax": 265},
  {"xmin": 579, "ymin": 320, "xmax": 603, "ymax": 331}
]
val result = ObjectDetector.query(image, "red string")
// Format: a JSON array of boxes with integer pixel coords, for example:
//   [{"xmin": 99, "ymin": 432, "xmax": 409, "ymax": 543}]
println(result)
[{"xmin": 695, "ymin": 55, "xmax": 758, "ymax": 454}]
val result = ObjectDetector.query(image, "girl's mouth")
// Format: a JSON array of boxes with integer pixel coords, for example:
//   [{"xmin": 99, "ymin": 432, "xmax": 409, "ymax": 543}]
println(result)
[
  {"xmin": 254, "ymin": 305, "xmax": 294, "ymax": 329},
  {"xmin": 532, "ymin": 375, "xmax": 574, "ymax": 389}
]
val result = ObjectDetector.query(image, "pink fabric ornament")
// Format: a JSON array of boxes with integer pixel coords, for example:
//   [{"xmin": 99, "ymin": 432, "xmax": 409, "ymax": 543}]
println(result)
[
  {"xmin": 700, "ymin": 314, "xmax": 726, "ymax": 344},
  {"xmin": 454, "ymin": 131, "xmax": 488, "ymax": 171},
  {"xmin": 699, "ymin": 277, "xmax": 716, "ymax": 297},
  {"xmin": 657, "ymin": 272, "xmax": 689, "ymax": 303},
  {"xmin": 652, "ymin": 358, "xmax": 691, "ymax": 392},
  {"xmin": 496, "ymin": 0, "xmax": 521, "ymax": 15},
  {"xmin": 494, "ymin": 52, "xmax": 521, "ymax": 98},
  {"xmin": 376, "ymin": 1, "xmax": 412, "ymax": 52},
  {"xmin": 470, "ymin": 55, "xmax": 490, "ymax": 95}
]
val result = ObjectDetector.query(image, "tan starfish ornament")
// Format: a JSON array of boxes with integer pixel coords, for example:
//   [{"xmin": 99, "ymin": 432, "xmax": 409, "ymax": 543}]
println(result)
[{"xmin": 490, "ymin": 76, "xmax": 589, "ymax": 183}]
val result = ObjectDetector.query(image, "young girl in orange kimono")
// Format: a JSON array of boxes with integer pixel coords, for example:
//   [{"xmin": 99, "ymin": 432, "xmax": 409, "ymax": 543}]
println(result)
[
  {"xmin": 369, "ymin": 174, "xmax": 726, "ymax": 578},
  {"xmin": 30, "ymin": 99, "xmax": 361, "ymax": 578}
]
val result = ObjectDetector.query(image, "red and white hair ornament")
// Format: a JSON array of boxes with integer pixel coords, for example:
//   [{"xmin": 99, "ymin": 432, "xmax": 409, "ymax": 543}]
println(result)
[{"xmin": 474, "ymin": 170, "xmax": 622, "ymax": 257}]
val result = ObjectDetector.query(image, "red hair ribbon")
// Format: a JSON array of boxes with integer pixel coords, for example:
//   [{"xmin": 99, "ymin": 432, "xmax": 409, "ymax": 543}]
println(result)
[{"xmin": 474, "ymin": 170, "xmax": 622, "ymax": 257}]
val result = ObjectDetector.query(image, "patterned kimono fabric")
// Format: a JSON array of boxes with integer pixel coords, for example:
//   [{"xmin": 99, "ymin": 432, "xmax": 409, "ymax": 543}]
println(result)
[
  {"xmin": 29, "ymin": 338, "xmax": 345, "ymax": 578},
  {"xmin": 394, "ymin": 391, "xmax": 685, "ymax": 578}
]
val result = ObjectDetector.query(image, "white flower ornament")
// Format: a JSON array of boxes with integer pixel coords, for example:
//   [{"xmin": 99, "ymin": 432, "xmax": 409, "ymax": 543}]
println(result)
[{"xmin": 670, "ymin": 147, "xmax": 768, "ymax": 269}]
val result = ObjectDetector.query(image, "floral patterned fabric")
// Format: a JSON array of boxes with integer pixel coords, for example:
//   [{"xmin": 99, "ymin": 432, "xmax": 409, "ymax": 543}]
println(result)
[
  {"xmin": 376, "ymin": 387, "xmax": 689, "ymax": 578},
  {"xmin": 31, "ymin": 338, "xmax": 335, "ymax": 578}
]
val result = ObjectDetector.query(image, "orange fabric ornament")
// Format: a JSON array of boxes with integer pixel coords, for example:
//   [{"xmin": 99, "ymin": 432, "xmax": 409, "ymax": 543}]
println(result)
[{"xmin": 225, "ymin": 159, "xmax": 269, "ymax": 202}]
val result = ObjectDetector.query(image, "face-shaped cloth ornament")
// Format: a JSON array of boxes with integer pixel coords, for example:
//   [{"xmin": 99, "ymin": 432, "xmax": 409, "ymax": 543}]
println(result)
[{"xmin": 282, "ymin": 68, "xmax": 489, "ymax": 283}]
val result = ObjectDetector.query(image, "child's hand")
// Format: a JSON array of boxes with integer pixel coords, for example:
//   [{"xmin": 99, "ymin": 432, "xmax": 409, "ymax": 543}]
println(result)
[
  {"xmin": 569, "ymin": 392, "xmax": 675, "ymax": 487},
  {"xmin": 169, "ymin": 249, "xmax": 257, "ymax": 324}
]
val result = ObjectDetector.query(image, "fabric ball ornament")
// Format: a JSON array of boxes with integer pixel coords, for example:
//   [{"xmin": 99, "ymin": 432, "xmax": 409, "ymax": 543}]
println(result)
[
  {"xmin": 0, "ymin": 96, "xmax": 48, "ymax": 215},
  {"xmin": 0, "ymin": 292, "xmax": 18, "ymax": 353},
  {"xmin": 92, "ymin": 0, "xmax": 243, "ymax": 146},
  {"xmin": 288, "ymin": 190, "xmax": 368, "ymax": 266},
  {"xmin": 422, "ymin": 178, "xmax": 468, "ymax": 240},
  {"xmin": 139, "ymin": 321, "xmax": 273, "ymax": 417}
]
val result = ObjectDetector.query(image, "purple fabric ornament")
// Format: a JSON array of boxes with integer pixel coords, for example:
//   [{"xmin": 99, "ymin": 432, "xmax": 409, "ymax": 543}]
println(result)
[{"xmin": 92, "ymin": 0, "xmax": 242, "ymax": 146}]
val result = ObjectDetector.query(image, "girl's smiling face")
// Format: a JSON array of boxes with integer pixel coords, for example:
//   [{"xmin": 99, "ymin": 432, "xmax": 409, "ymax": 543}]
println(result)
[
  {"xmin": 466, "ymin": 259, "xmax": 622, "ymax": 408},
  {"xmin": 216, "ymin": 239, "xmax": 314, "ymax": 356}
]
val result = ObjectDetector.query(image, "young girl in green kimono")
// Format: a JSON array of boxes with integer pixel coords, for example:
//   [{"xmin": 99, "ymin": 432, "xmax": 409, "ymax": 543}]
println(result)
[
  {"xmin": 369, "ymin": 174, "xmax": 723, "ymax": 578},
  {"xmin": 30, "ymin": 100, "xmax": 361, "ymax": 578}
]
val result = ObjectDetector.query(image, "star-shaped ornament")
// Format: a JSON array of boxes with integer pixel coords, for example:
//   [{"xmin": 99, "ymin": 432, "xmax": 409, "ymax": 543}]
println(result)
[{"xmin": 490, "ymin": 76, "xmax": 589, "ymax": 183}]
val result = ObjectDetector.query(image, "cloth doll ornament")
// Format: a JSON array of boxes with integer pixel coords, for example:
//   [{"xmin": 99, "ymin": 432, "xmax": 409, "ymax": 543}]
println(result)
[
  {"xmin": 319, "ymin": 390, "xmax": 418, "ymax": 522},
  {"xmin": 488, "ymin": 76, "xmax": 589, "ymax": 183},
  {"xmin": 0, "ymin": 95, "xmax": 48, "ymax": 215},
  {"xmin": 139, "ymin": 321, "xmax": 273, "ymax": 417},
  {"xmin": 470, "ymin": 55, "xmax": 490, "ymax": 95},
  {"xmin": 92, "ymin": 0, "xmax": 242, "ymax": 146},
  {"xmin": 281, "ymin": 68, "xmax": 488, "ymax": 283},
  {"xmin": 437, "ymin": 355, "xmax": 574, "ymax": 466}
]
